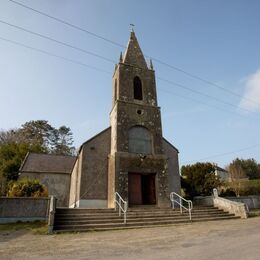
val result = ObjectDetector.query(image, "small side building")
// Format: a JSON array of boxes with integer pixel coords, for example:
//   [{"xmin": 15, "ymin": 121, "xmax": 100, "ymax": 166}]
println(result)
[
  {"xmin": 19, "ymin": 153, "xmax": 76, "ymax": 207},
  {"xmin": 214, "ymin": 165, "xmax": 230, "ymax": 182}
]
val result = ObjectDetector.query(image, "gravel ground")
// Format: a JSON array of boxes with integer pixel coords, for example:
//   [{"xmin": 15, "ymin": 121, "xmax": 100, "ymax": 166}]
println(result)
[{"xmin": 0, "ymin": 217, "xmax": 260, "ymax": 260}]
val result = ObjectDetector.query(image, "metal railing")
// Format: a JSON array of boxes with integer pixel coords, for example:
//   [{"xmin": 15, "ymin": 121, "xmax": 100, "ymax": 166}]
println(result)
[
  {"xmin": 170, "ymin": 192, "xmax": 193, "ymax": 221},
  {"xmin": 115, "ymin": 192, "xmax": 128, "ymax": 224}
]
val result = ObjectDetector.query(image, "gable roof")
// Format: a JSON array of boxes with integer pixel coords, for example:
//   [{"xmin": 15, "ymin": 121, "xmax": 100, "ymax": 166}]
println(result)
[
  {"xmin": 20, "ymin": 152, "xmax": 77, "ymax": 174},
  {"xmin": 214, "ymin": 165, "xmax": 228, "ymax": 173},
  {"xmin": 78, "ymin": 127, "xmax": 111, "ymax": 153},
  {"xmin": 163, "ymin": 137, "xmax": 179, "ymax": 153}
]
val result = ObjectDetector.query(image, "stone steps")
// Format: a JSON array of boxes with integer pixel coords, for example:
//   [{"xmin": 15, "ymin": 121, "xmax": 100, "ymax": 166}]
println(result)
[
  {"xmin": 54, "ymin": 211, "xmax": 228, "ymax": 220},
  {"xmin": 54, "ymin": 214, "xmax": 235, "ymax": 225},
  {"xmin": 53, "ymin": 206, "xmax": 239, "ymax": 232},
  {"xmin": 54, "ymin": 216, "xmax": 240, "ymax": 232}
]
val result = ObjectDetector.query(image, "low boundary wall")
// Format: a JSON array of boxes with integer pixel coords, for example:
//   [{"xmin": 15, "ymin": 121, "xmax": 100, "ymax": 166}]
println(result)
[
  {"xmin": 213, "ymin": 197, "xmax": 248, "ymax": 219},
  {"xmin": 193, "ymin": 196, "xmax": 213, "ymax": 206},
  {"xmin": 0, "ymin": 197, "xmax": 50, "ymax": 223},
  {"xmin": 226, "ymin": 196, "xmax": 260, "ymax": 210}
]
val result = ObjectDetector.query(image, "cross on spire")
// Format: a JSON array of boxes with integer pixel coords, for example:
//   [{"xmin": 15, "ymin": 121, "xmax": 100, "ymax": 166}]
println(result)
[{"xmin": 130, "ymin": 23, "xmax": 135, "ymax": 32}]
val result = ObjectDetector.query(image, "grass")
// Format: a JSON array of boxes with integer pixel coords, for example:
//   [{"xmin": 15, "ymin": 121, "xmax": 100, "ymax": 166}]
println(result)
[
  {"xmin": 0, "ymin": 221, "xmax": 48, "ymax": 234},
  {"xmin": 248, "ymin": 209, "xmax": 260, "ymax": 218}
]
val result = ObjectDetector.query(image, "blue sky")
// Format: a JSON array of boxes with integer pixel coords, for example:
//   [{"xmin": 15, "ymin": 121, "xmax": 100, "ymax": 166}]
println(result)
[{"xmin": 0, "ymin": 0, "xmax": 259, "ymax": 168}]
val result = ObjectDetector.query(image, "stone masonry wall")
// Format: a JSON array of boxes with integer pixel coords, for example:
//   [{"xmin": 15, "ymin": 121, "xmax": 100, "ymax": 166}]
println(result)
[
  {"xmin": 21, "ymin": 172, "xmax": 70, "ymax": 207},
  {"xmin": 79, "ymin": 128, "xmax": 111, "ymax": 200},
  {"xmin": 162, "ymin": 139, "xmax": 181, "ymax": 195},
  {"xmin": 0, "ymin": 197, "xmax": 49, "ymax": 223}
]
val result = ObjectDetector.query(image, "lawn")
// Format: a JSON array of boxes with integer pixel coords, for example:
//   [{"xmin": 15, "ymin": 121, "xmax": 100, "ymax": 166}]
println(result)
[
  {"xmin": 248, "ymin": 209, "xmax": 260, "ymax": 218},
  {"xmin": 0, "ymin": 221, "xmax": 48, "ymax": 234}
]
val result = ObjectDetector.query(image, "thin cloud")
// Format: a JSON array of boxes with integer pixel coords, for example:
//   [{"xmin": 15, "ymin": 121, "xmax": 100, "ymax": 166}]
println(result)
[{"xmin": 239, "ymin": 69, "xmax": 260, "ymax": 112}]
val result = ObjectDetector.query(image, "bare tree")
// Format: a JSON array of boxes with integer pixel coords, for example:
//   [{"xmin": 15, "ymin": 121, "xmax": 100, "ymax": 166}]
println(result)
[{"xmin": 227, "ymin": 161, "xmax": 247, "ymax": 197}]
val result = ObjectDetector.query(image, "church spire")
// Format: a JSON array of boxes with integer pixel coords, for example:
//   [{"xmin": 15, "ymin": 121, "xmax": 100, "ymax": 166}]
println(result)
[{"xmin": 122, "ymin": 31, "xmax": 147, "ymax": 69}]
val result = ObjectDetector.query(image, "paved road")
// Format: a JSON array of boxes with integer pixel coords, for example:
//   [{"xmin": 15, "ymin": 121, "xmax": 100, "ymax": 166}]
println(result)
[{"xmin": 0, "ymin": 217, "xmax": 260, "ymax": 260}]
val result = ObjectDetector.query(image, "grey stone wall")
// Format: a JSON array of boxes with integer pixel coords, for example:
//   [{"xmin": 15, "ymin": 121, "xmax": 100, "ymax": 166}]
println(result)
[
  {"xmin": 79, "ymin": 128, "xmax": 111, "ymax": 200},
  {"xmin": 0, "ymin": 197, "xmax": 49, "ymax": 223},
  {"xmin": 193, "ymin": 196, "xmax": 214, "ymax": 206},
  {"xmin": 194, "ymin": 195, "xmax": 260, "ymax": 210},
  {"xmin": 107, "ymin": 154, "xmax": 116, "ymax": 208},
  {"xmin": 69, "ymin": 153, "xmax": 82, "ymax": 207},
  {"xmin": 20, "ymin": 172, "xmax": 70, "ymax": 207},
  {"xmin": 226, "ymin": 196, "xmax": 260, "ymax": 209},
  {"xmin": 162, "ymin": 139, "xmax": 181, "ymax": 195}
]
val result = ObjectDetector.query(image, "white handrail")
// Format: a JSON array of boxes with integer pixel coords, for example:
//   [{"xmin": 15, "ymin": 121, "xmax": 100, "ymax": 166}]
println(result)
[
  {"xmin": 170, "ymin": 192, "xmax": 193, "ymax": 221},
  {"xmin": 115, "ymin": 192, "xmax": 128, "ymax": 224}
]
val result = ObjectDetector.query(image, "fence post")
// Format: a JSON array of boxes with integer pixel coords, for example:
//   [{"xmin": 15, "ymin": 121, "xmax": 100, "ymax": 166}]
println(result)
[{"xmin": 48, "ymin": 196, "xmax": 56, "ymax": 234}]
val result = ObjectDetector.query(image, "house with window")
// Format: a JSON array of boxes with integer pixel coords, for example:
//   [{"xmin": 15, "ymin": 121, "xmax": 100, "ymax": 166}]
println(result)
[{"xmin": 214, "ymin": 165, "xmax": 230, "ymax": 182}]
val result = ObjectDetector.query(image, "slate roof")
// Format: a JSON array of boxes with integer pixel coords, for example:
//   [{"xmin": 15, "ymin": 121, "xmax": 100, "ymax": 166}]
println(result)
[
  {"xmin": 214, "ymin": 165, "xmax": 228, "ymax": 173},
  {"xmin": 163, "ymin": 137, "xmax": 179, "ymax": 153},
  {"xmin": 20, "ymin": 152, "xmax": 77, "ymax": 174}
]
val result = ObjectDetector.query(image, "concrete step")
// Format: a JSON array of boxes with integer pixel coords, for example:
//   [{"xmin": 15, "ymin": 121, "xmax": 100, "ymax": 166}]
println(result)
[
  {"xmin": 54, "ymin": 211, "xmax": 232, "ymax": 222},
  {"xmin": 53, "ymin": 215, "xmax": 239, "ymax": 232},
  {"xmin": 55, "ymin": 208, "xmax": 115, "ymax": 214},
  {"xmin": 55, "ymin": 209, "xmax": 224, "ymax": 217},
  {"xmin": 54, "ymin": 213, "xmax": 235, "ymax": 225},
  {"xmin": 55, "ymin": 206, "xmax": 216, "ymax": 214}
]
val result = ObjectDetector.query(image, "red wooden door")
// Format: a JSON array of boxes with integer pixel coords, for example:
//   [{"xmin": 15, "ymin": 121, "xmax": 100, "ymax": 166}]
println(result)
[{"xmin": 128, "ymin": 173, "xmax": 142, "ymax": 205}]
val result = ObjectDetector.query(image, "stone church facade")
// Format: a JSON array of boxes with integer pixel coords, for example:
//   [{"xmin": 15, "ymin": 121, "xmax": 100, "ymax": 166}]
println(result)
[
  {"xmin": 69, "ymin": 31, "xmax": 180, "ymax": 208},
  {"xmin": 20, "ymin": 31, "xmax": 180, "ymax": 208}
]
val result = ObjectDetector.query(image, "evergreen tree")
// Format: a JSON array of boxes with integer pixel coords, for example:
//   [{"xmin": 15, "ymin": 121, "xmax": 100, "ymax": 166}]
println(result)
[{"xmin": 181, "ymin": 162, "xmax": 221, "ymax": 199}]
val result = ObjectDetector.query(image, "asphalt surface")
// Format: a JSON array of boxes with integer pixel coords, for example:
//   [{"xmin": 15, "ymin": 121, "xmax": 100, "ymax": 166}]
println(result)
[{"xmin": 0, "ymin": 217, "xmax": 260, "ymax": 260}]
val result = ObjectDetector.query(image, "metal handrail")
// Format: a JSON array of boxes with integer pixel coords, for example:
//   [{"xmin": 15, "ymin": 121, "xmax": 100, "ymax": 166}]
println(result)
[
  {"xmin": 170, "ymin": 192, "xmax": 193, "ymax": 221},
  {"xmin": 115, "ymin": 192, "xmax": 128, "ymax": 224}
]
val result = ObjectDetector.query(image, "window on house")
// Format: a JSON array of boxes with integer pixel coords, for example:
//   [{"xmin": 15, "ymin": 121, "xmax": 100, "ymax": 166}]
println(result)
[
  {"xmin": 133, "ymin": 76, "xmax": 143, "ymax": 100},
  {"xmin": 128, "ymin": 126, "xmax": 152, "ymax": 154}
]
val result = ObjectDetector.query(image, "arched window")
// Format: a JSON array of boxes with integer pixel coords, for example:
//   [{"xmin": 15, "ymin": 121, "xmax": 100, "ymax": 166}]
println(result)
[
  {"xmin": 133, "ymin": 76, "xmax": 143, "ymax": 100},
  {"xmin": 128, "ymin": 126, "xmax": 152, "ymax": 154}
]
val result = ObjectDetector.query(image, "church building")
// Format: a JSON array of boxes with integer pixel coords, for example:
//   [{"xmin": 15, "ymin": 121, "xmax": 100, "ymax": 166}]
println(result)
[{"xmin": 20, "ymin": 31, "xmax": 181, "ymax": 208}]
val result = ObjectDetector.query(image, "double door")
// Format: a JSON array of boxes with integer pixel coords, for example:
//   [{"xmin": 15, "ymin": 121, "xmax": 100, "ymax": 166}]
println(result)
[{"xmin": 128, "ymin": 173, "xmax": 156, "ymax": 205}]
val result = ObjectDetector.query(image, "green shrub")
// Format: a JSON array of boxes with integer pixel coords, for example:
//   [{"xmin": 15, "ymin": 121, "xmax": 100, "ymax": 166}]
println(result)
[
  {"xmin": 243, "ymin": 179, "xmax": 260, "ymax": 195},
  {"xmin": 221, "ymin": 179, "xmax": 260, "ymax": 196},
  {"xmin": 7, "ymin": 178, "xmax": 48, "ymax": 197}
]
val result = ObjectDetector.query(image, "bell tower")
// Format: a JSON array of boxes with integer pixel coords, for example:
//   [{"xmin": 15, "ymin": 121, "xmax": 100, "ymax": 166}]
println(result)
[{"xmin": 108, "ymin": 31, "xmax": 169, "ymax": 208}]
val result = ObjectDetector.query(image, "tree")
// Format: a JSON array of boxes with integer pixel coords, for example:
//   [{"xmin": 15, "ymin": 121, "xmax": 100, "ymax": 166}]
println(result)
[
  {"xmin": 18, "ymin": 120, "xmax": 75, "ymax": 155},
  {"xmin": 19, "ymin": 120, "xmax": 57, "ymax": 153},
  {"xmin": 52, "ymin": 126, "xmax": 75, "ymax": 155},
  {"xmin": 227, "ymin": 160, "xmax": 248, "ymax": 197},
  {"xmin": 0, "ymin": 142, "xmax": 43, "ymax": 194},
  {"xmin": 0, "ymin": 129, "xmax": 20, "ymax": 144},
  {"xmin": 230, "ymin": 158, "xmax": 260, "ymax": 180},
  {"xmin": 181, "ymin": 162, "xmax": 221, "ymax": 199}
]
